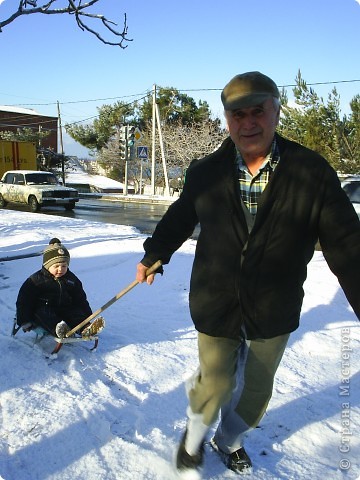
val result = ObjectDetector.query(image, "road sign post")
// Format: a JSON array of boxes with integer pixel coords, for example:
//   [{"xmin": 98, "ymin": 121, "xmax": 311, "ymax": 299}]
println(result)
[{"xmin": 137, "ymin": 146, "xmax": 148, "ymax": 194}]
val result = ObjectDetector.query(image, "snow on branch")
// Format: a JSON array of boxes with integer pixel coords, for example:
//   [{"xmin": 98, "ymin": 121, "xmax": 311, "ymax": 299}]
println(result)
[{"xmin": 0, "ymin": 0, "xmax": 132, "ymax": 48}]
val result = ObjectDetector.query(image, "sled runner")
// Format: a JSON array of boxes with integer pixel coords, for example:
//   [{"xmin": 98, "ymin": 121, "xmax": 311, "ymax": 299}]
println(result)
[{"xmin": 11, "ymin": 316, "xmax": 105, "ymax": 355}]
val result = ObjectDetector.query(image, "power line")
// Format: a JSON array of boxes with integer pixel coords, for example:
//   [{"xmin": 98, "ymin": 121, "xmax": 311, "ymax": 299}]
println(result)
[
  {"xmin": 64, "ymin": 94, "xmax": 150, "ymax": 127},
  {"xmin": 0, "ymin": 94, "xmax": 150, "ymax": 130},
  {"xmin": 2, "ymin": 79, "xmax": 360, "ymax": 110},
  {"xmin": 175, "ymin": 79, "xmax": 360, "ymax": 95},
  {"xmin": 1, "ymin": 91, "xmax": 151, "ymax": 108},
  {"xmin": 281, "ymin": 79, "xmax": 360, "ymax": 88},
  {"xmin": 1, "ymin": 78, "xmax": 360, "ymax": 129}
]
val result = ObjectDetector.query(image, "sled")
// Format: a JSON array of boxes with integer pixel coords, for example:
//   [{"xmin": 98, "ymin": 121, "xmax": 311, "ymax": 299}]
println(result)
[
  {"xmin": 11, "ymin": 259, "xmax": 162, "ymax": 356},
  {"xmin": 11, "ymin": 316, "xmax": 104, "ymax": 355}
]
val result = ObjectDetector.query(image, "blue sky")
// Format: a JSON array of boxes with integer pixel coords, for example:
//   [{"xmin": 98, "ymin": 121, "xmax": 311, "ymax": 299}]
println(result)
[{"xmin": 1, "ymin": 0, "xmax": 360, "ymax": 156}]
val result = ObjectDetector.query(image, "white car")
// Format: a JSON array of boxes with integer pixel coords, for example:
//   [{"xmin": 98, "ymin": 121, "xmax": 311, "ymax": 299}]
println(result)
[
  {"xmin": 342, "ymin": 179, "xmax": 360, "ymax": 219},
  {"xmin": 0, "ymin": 170, "xmax": 79, "ymax": 212}
]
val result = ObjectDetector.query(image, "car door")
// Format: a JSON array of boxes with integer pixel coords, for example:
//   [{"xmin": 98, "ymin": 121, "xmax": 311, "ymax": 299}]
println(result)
[
  {"xmin": 12, "ymin": 173, "xmax": 27, "ymax": 203},
  {"xmin": 2, "ymin": 172, "xmax": 17, "ymax": 202}
]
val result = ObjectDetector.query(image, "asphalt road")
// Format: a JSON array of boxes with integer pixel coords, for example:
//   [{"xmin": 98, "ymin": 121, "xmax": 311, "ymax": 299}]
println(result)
[
  {"xmin": 2, "ymin": 197, "xmax": 201, "ymax": 238},
  {"xmin": 40, "ymin": 198, "xmax": 200, "ymax": 239}
]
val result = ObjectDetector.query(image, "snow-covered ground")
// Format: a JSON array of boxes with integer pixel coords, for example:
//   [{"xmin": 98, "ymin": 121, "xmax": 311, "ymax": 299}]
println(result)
[
  {"xmin": 0, "ymin": 209, "xmax": 359, "ymax": 480},
  {"xmin": 65, "ymin": 170, "xmax": 126, "ymax": 190}
]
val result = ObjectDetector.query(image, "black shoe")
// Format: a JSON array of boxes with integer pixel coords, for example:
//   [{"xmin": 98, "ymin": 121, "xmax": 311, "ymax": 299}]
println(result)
[
  {"xmin": 210, "ymin": 437, "xmax": 252, "ymax": 475},
  {"xmin": 176, "ymin": 429, "xmax": 204, "ymax": 476}
]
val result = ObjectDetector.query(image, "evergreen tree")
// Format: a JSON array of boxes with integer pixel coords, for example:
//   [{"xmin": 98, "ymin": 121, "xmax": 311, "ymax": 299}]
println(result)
[
  {"xmin": 0, "ymin": 127, "xmax": 49, "ymax": 144},
  {"xmin": 138, "ymin": 87, "xmax": 212, "ymax": 128},
  {"xmin": 342, "ymin": 95, "xmax": 360, "ymax": 173},
  {"xmin": 65, "ymin": 101, "xmax": 136, "ymax": 152},
  {"xmin": 278, "ymin": 70, "xmax": 360, "ymax": 174}
]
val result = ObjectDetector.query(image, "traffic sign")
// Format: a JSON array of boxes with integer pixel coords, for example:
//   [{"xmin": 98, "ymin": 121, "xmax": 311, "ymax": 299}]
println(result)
[
  {"xmin": 137, "ymin": 146, "xmax": 148, "ymax": 159},
  {"xmin": 134, "ymin": 127, "xmax": 142, "ymax": 141}
]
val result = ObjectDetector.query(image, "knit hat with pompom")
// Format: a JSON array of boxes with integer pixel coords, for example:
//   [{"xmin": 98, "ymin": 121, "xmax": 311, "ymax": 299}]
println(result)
[{"xmin": 43, "ymin": 238, "xmax": 70, "ymax": 270}]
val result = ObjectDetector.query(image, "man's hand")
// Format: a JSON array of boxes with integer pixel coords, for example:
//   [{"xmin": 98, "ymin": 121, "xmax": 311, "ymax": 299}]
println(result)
[{"xmin": 136, "ymin": 262, "xmax": 156, "ymax": 285}]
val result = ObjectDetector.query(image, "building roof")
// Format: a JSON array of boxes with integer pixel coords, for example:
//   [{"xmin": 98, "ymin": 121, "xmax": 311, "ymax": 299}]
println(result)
[{"xmin": 0, "ymin": 105, "xmax": 56, "ymax": 118}]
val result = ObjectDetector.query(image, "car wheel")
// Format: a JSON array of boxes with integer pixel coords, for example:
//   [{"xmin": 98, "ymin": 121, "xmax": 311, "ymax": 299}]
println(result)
[
  {"xmin": 0, "ymin": 194, "xmax": 7, "ymax": 208},
  {"xmin": 64, "ymin": 202, "xmax": 75, "ymax": 211},
  {"xmin": 28, "ymin": 195, "xmax": 40, "ymax": 212}
]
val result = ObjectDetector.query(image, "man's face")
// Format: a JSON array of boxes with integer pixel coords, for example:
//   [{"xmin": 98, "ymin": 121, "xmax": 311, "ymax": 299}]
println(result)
[{"xmin": 225, "ymin": 97, "xmax": 280, "ymax": 160}]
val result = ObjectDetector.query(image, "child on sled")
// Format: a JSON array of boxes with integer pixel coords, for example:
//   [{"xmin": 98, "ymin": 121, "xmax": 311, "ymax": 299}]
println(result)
[{"xmin": 16, "ymin": 238, "xmax": 92, "ymax": 338}]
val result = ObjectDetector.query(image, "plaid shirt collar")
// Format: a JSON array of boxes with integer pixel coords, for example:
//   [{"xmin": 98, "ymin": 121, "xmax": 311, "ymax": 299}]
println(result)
[
  {"xmin": 236, "ymin": 138, "xmax": 279, "ymax": 174},
  {"xmin": 235, "ymin": 138, "xmax": 280, "ymax": 216}
]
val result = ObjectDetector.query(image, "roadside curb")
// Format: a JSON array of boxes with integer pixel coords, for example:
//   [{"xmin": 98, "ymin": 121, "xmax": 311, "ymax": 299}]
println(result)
[
  {"xmin": 0, "ymin": 251, "xmax": 43, "ymax": 262},
  {"xmin": 79, "ymin": 193, "xmax": 174, "ymax": 206}
]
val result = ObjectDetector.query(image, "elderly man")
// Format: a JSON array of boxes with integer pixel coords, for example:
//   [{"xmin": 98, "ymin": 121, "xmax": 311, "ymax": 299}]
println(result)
[{"xmin": 136, "ymin": 71, "xmax": 360, "ymax": 477}]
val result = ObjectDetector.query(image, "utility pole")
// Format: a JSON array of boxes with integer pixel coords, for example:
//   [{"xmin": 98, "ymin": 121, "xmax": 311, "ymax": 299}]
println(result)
[
  {"xmin": 151, "ymin": 84, "xmax": 169, "ymax": 196},
  {"xmin": 151, "ymin": 84, "xmax": 156, "ymax": 195},
  {"xmin": 155, "ymin": 103, "xmax": 170, "ymax": 196},
  {"xmin": 57, "ymin": 101, "xmax": 65, "ymax": 185}
]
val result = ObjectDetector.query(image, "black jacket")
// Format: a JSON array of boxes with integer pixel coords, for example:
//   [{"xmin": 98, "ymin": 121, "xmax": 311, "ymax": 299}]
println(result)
[
  {"xmin": 141, "ymin": 134, "xmax": 360, "ymax": 339},
  {"xmin": 16, "ymin": 267, "xmax": 92, "ymax": 326}
]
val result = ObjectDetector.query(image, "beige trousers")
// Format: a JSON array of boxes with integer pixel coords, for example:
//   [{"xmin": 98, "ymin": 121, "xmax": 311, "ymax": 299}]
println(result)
[{"xmin": 185, "ymin": 332, "xmax": 290, "ymax": 455}]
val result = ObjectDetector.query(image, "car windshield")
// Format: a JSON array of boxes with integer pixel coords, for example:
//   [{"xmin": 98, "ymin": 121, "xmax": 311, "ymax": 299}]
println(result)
[
  {"xmin": 343, "ymin": 182, "xmax": 360, "ymax": 203},
  {"xmin": 25, "ymin": 173, "xmax": 58, "ymax": 185}
]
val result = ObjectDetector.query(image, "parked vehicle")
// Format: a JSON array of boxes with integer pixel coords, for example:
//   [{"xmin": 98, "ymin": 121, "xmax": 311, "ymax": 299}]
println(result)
[
  {"xmin": 0, "ymin": 170, "xmax": 79, "ymax": 212},
  {"xmin": 342, "ymin": 178, "xmax": 360, "ymax": 219},
  {"xmin": 0, "ymin": 141, "xmax": 37, "ymax": 177}
]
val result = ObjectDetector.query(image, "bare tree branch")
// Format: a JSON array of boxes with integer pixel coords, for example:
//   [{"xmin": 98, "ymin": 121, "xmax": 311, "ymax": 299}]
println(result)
[{"xmin": 0, "ymin": 0, "xmax": 132, "ymax": 48}]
